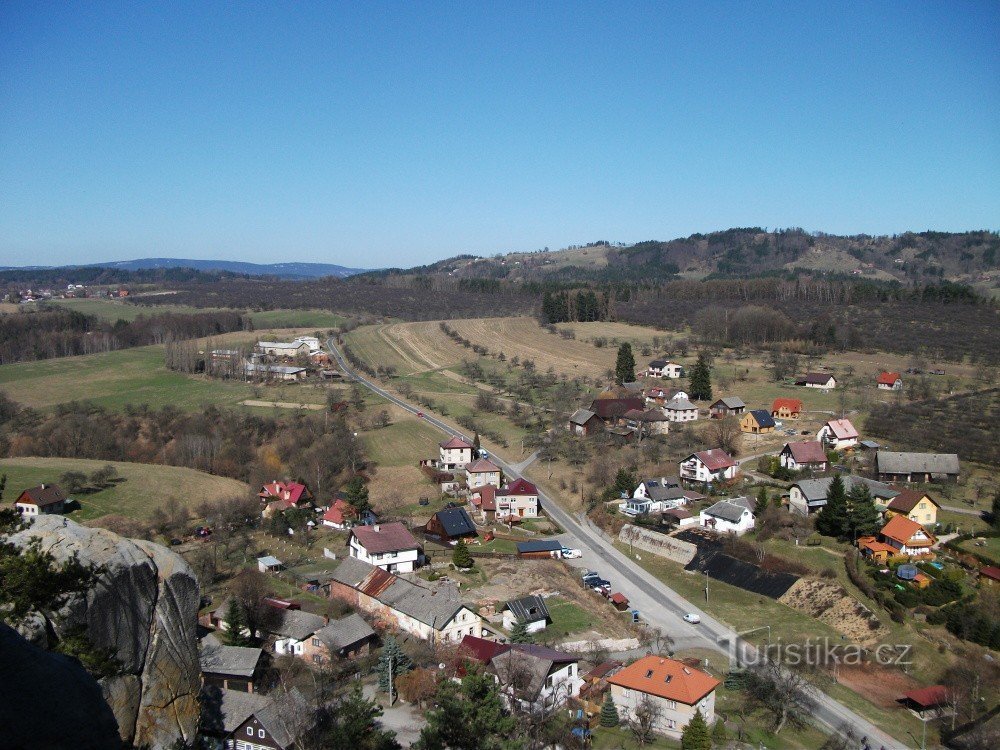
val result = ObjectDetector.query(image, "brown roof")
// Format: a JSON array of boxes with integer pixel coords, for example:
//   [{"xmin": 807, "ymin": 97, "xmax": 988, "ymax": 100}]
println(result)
[
  {"xmin": 902, "ymin": 685, "xmax": 949, "ymax": 709},
  {"xmin": 886, "ymin": 490, "xmax": 938, "ymax": 514},
  {"xmin": 590, "ymin": 397, "xmax": 644, "ymax": 419},
  {"xmin": 350, "ymin": 522, "xmax": 421, "ymax": 554},
  {"xmin": 979, "ymin": 566, "xmax": 1000, "ymax": 582},
  {"xmin": 798, "ymin": 372, "xmax": 834, "ymax": 385},
  {"xmin": 440, "ymin": 436, "xmax": 474, "ymax": 450},
  {"xmin": 609, "ymin": 656, "xmax": 720, "ymax": 705},
  {"xmin": 16, "ymin": 484, "xmax": 67, "ymax": 508},
  {"xmin": 466, "ymin": 458, "xmax": 500, "ymax": 474},
  {"xmin": 783, "ymin": 441, "xmax": 827, "ymax": 465},
  {"xmin": 693, "ymin": 449, "xmax": 735, "ymax": 471}
]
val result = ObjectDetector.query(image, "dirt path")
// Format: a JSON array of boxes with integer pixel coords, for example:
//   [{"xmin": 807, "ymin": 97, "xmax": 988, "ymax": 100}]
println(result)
[{"xmin": 241, "ymin": 400, "xmax": 325, "ymax": 410}]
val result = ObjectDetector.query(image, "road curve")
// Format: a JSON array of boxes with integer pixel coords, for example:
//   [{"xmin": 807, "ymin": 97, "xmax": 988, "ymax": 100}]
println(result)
[{"xmin": 326, "ymin": 338, "xmax": 907, "ymax": 749}]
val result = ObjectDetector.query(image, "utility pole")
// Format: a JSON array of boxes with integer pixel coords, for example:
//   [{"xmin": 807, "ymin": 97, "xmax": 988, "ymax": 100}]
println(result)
[
  {"xmin": 387, "ymin": 652, "xmax": 394, "ymax": 705},
  {"xmin": 704, "ymin": 569, "xmax": 709, "ymax": 602}
]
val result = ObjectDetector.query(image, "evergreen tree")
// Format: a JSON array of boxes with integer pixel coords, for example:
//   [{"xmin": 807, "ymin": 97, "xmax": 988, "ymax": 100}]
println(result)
[
  {"xmin": 415, "ymin": 670, "xmax": 518, "ymax": 750},
  {"xmin": 991, "ymin": 491, "xmax": 1000, "ymax": 530},
  {"xmin": 689, "ymin": 353, "xmax": 713, "ymax": 401},
  {"xmin": 846, "ymin": 482, "xmax": 881, "ymax": 540},
  {"xmin": 317, "ymin": 683, "xmax": 401, "ymax": 750},
  {"xmin": 681, "ymin": 709, "xmax": 712, "ymax": 750},
  {"xmin": 344, "ymin": 475, "xmax": 371, "ymax": 514},
  {"xmin": 711, "ymin": 719, "xmax": 728, "ymax": 746},
  {"xmin": 612, "ymin": 466, "xmax": 638, "ymax": 498},
  {"xmin": 509, "ymin": 619, "xmax": 532, "ymax": 644},
  {"xmin": 755, "ymin": 486, "xmax": 770, "ymax": 514},
  {"xmin": 615, "ymin": 343, "xmax": 636, "ymax": 385},
  {"xmin": 377, "ymin": 636, "xmax": 413, "ymax": 694},
  {"xmin": 816, "ymin": 474, "xmax": 849, "ymax": 538},
  {"xmin": 599, "ymin": 692, "xmax": 620, "ymax": 727},
  {"xmin": 452, "ymin": 539, "xmax": 474, "ymax": 569},
  {"xmin": 0, "ymin": 472, "xmax": 6, "ymax": 501},
  {"xmin": 473, "ymin": 432, "xmax": 481, "ymax": 453},
  {"xmin": 223, "ymin": 600, "xmax": 252, "ymax": 647}
]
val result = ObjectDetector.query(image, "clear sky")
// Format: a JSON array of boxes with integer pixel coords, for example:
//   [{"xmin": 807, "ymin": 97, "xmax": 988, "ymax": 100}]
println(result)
[{"xmin": 1, "ymin": 2, "xmax": 997, "ymax": 268}]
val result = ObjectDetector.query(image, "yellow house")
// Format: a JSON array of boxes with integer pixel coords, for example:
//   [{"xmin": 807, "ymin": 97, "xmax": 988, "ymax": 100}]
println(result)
[
  {"xmin": 884, "ymin": 490, "xmax": 939, "ymax": 527},
  {"xmin": 740, "ymin": 409, "xmax": 776, "ymax": 434}
]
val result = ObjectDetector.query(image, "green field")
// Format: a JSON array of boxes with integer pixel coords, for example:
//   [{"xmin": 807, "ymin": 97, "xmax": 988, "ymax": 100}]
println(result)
[
  {"xmin": 545, "ymin": 596, "xmax": 597, "ymax": 637},
  {"xmin": 0, "ymin": 456, "xmax": 248, "ymax": 521},
  {"xmin": 0, "ymin": 343, "xmax": 331, "ymax": 411},
  {"xmin": 958, "ymin": 535, "xmax": 1000, "ymax": 564},
  {"xmin": 362, "ymin": 418, "xmax": 444, "ymax": 468}
]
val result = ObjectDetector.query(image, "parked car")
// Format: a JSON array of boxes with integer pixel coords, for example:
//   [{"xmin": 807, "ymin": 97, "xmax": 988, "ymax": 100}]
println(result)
[
  {"xmin": 561, "ymin": 547, "xmax": 582, "ymax": 559},
  {"xmin": 682, "ymin": 613, "xmax": 701, "ymax": 624},
  {"xmin": 590, "ymin": 578, "xmax": 612, "ymax": 592},
  {"xmin": 581, "ymin": 570, "xmax": 600, "ymax": 580}
]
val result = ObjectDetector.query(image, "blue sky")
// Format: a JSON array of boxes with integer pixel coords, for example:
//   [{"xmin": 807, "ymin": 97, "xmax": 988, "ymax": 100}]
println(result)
[{"xmin": 1, "ymin": 2, "xmax": 997, "ymax": 268}]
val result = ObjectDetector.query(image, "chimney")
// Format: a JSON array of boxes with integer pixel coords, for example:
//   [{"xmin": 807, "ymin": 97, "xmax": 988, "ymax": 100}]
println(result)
[
  {"xmin": 373, "ymin": 524, "xmax": 380, "ymax": 532},
  {"xmin": 323, "ymin": 614, "xmax": 330, "ymax": 625},
  {"xmin": 41, "ymin": 484, "xmax": 46, "ymax": 489}
]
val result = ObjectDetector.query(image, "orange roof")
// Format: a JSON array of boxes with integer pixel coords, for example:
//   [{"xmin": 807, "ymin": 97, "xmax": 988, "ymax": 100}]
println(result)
[
  {"xmin": 877, "ymin": 371, "xmax": 902, "ymax": 385},
  {"xmin": 859, "ymin": 537, "xmax": 898, "ymax": 555},
  {"xmin": 608, "ymin": 656, "xmax": 720, "ymax": 705},
  {"xmin": 880, "ymin": 515, "xmax": 936, "ymax": 546},
  {"xmin": 771, "ymin": 397, "xmax": 803, "ymax": 412}
]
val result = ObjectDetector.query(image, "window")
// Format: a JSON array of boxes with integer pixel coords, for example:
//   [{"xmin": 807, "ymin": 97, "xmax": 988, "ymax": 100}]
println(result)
[
  {"xmin": 258, "ymin": 729, "xmax": 265, "ymax": 738},
  {"xmin": 665, "ymin": 700, "xmax": 676, "ymax": 709},
  {"xmin": 247, "ymin": 727, "xmax": 254, "ymax": 735},
  {"xmin": 312, "ymin": 638, "xmax": 321, "ymax": 646},
  {"xmin": 666, "ymin": 719, "xmax": 676, "ymax": 729}
]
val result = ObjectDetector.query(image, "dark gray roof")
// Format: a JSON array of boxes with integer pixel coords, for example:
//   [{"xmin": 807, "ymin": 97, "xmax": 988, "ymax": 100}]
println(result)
[
  {"xmin": 748, "ymin": 409, "xmax": 775, "ymax": 428},
  {"xmin": 702, "ymin": 499, "xmax": 753, "ymax": 524},
  {"xmin": 638, "ymin": 476, "xmax": 686, "ymax": 503},
  {"xmin": 662, "ymin": 397, "xmax": 697, "ymax": 411},
  {"xmin": 200, "ymin": 687, "xmax": 270, "ymax": 735},
  {"xmin": 516, "ymin": 539, "xmax": 563, "ymax": 553},
  {"xmin": 792, "ymin": 475, "xmax": 898, "ymax": 505},
  {"xmin": 199, "ymin": 635, "xmax": 263, "ymax": 678},
  {"xmin": 314, "ymin": 613, "xmax": 375, "ymax": 651},
  {"xmin": 649, "ymin": 359, "xmax": 669, "ymax": 368},
  {"xmin": 877, "ymin": 451, "xmax": 960, "ymax": 475},
  {"xmin": 434, "ymin": 506, "xmax": 477, "ymax": 537},
  {"xmin": 713, "ymin": 397, "xmax": 746, "ymax": 409},
  {"xmin": 272, "ymin": 609, "xmax": 327, "ymax": 641},
  {"xmin": 493, "ymin": 644, "xmax": 577, "ymax": 700},
  {"xmin": 569, "ymin": 408, "xmax": 598, "ymax": 425},
  {"xmin": 504, "ymin": 595, "xmax": 551, "ymax": 625},
  {"xmin": 254, "ymin": 688, "xmax": 312, "ymax": 747}
]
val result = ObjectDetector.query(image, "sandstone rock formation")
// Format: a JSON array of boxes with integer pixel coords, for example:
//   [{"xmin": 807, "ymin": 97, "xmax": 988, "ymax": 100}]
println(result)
[{"xmin": 8, "ymin": 515, "xmax": 201, "ymax": 749}]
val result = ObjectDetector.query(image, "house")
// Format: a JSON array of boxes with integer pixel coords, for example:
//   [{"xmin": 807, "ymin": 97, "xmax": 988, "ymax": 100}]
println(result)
[
  {"xmin": 779, "ymin": 441, "xmax": 828, "ymax": 472},
  {"xmin": 978, "ymin": 566, "xmax": 1000, "ymax": 587},
  {"xmin": 624, "ymin": 408, "xmax": 671, "ymax": 436},
  {"xmin": 567, "ymin": 408, "xmax": 602, "ymax": 436},
  {"xmin": 257, "ymin": 555, "xmax": 283, "ymax": 574},
  {"xmin": 303, "ymin": 613, "xmax": 377, "ymax": 664},
  {"xmin": 628, "ymin": 476, "xmax": 702, "ymax": 515},
  {"xmin": 645, "ymin": 386, "xmax": 688, "ymax": 406},
  {"xmin": 426, "ymin": 506, "xmax": 478, "ymax": 543},
  {"xmin": 466, "ymin": 458, "xmax": 502, "ymax": 489},
  {"xmin": 200, "ymin": 686, "xmax": 311, "ymax": 750},
  {"xmin": 771, "ymin": 397, "xmax": 803, "ymax": 419},
  {"xmin": 699, "ymin": 497, "xmax": 755, "ymax": 535},
  {"xmin": 271, "ymin": 609, "xmax": 328, "ymax": 657},
  {"xmin": 255, "ymin": 340, "xmax": 311, "ymax": 358},
  {"xmin": 292, "ymin": 336, "xmax": 321, "ymax": 352},
  {"xmin": 492, "ymin": 644, "xmax": 582, "ymax": 712},
  {"xmin": 590, "ymin": 396, "xmax": 645, "ymax": 424},
  {"xmin": 495, "ymin": 478, "xmax": 539, "ymax": 519},
  {"xmin": 877, "ymin": 371, "xmax": 903, "ymax": 390},
  {"xmin": 899, "ymin": 685, "xmax": 952, "ymax": 720},
  {"xmin": 470, "ymin": 485, "xmax": 499, "ymax": 523},
  {"xmin": 795, "ymin": 372, "xmax": 837, "ymax": 389},
  {"xmin": 199, "ymin": 634, "xmax": 266, "ymax": 693},
  {"xmin": 679, "ymin": 450, "xmax": 737, "ymax": 486},
  {"xmin": 740, "ymin": 409, "xmax": 775, "ymax": 434},
  {"xmin": 321, "ymin": 498, "xmax": 357, "ymax": 530},
  {"xmin": 608, "ymin": 656, "xmax": 720, "ymax": 740},
  {"xmin": 709, "ymin": 397, "xmax": 746, "ymax": 418},
  {"xmin": 501, "ymin": 595, "xmax": 551, "ymax": 634},
  {"xmin": 244, "ymin": 363, "xmax": 308, "ymax": 381},
  {"xmin": 578, "ymin": 661, "xmax": 624, "ymax": 714},
  {"xmin": 348, "ymin": 522, "xmax": 422, "ymax": 573},
  {"xmin": 13, "ymin": 484, "xmax": 67, "ymax": 517},
  {"xmin": 884, "ymin": 490, "xmax": 939, "ymax": 526},
  {"xmin": 258, "ymin": 481, "xmax": 313, "ymax": 513},
  {"xmin": 516, "ymin": 540, "xmax": 563, "ymax": 559},
  {"xmin": 817, "ymin": 418, "xmax": 859, "ymax": 451},
  {"xmin": 875, "ymin": 451, "xmax": 960, "ymax": 483},
  {"xmin": 661, "ymin": 397, "xmax": 699, "ymax": 422},
  {"xmin": 457, "ymin": 634, "xmax": 511, "ymax": 673},
  {"xmin": 645, "ymin": 360, "xmax": 684, "ymax": 379},
  {"xmin": 859, "ymin": 515, "xmax": 936, "ymax": 560},
  {"xmin": 438, "ymin": 436, "xmax": 475, "ymax": 470},
  {"xmin": 329, "ymin": 557, "xmax": 486, "ymax": 643},
  {"xmin": 788, "ymin": 476, "xmax": 897, "ymax": 516}
]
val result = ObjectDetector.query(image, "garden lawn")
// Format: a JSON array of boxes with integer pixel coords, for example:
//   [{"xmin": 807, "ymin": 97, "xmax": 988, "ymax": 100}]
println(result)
[{"xmin": 545, "ymin": 596, "xmax": 596, "ymax": 637}]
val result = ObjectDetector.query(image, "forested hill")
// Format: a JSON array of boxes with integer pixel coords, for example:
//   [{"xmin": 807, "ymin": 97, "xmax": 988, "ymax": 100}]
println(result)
[{"xmin": 364, "ymin": 229, "xmax": 1000, "ymax": 287}]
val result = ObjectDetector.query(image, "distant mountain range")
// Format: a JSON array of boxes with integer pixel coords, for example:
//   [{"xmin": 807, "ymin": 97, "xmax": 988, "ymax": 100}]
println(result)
[{"xmin": 1, "ymin": 257, "xmax": 368, "ymax": 280}]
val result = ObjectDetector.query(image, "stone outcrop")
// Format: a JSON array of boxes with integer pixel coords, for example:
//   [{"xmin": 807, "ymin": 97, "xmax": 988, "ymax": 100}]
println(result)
[{"xmin": 8, "ymin": 515, "xmax": 201, "ymax": 749}]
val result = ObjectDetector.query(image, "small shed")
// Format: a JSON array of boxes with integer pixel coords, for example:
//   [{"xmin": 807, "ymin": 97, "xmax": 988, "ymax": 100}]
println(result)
[
  {"xmin": 502, "ymin": 595, "xmax": 551, "ymax": 633},
  {"xmin": 257, "ymin": 555, "xmax": 284, "ymax": 574},
  {"xmin": 515, "ymin": 540, "xmax": 562, "ymax": 559},
  {"xmin": 609, "ymin": 592, "xmax": 630, "ymax": 611}
]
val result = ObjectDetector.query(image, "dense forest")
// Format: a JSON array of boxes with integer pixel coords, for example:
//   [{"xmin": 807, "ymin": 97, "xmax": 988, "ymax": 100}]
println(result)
[
  {"xmin": 0, "ymin": 266, "xmax": 244, "ymax": 287},
  {"xmin": 0, "ymin": 308, "xmax": 248, "ymax": 365}
]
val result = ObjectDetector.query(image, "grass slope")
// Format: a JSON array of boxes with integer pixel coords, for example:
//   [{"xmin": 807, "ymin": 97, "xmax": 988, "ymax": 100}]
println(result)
[{"xmin": 0, "ymin": 456, "xmax": 247, "ymax": 521}]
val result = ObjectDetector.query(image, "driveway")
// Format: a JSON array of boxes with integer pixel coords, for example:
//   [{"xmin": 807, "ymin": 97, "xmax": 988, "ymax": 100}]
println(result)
[{"xmin": 362, "ymin": 682, "xmax": 426, "ymax": 747}]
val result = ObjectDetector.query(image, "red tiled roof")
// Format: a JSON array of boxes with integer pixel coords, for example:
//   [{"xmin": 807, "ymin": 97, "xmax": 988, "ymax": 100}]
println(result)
[
  {"xmin": 609, "ymin": 656, "xmax": 720, "ymax": 705},
  {"xmin": 258, "ymin": 481, "xmax": 309, "ymax": 509},
  {"xmin": 784, "ymin": 441, "xmax": 827, "ymax": 465},
  {"xmin": 475, "ymin": 485, "xmax": 497, "ymax": 510},
  {"xmin": 693, "ymin": 449, "xmax": 735, "ymax": 471},
  {"xmin": 458, "ymin": 635, "xmax": 510, "ymax": 664},
  {"xmin": 610, "ymin": 593, "xmax": 629, "ymax": 605},
  {"xmin": 771, "ymin": 398, "xmax": 803, "ymax": 413},
  {"xmin": 322, "ymin": 499, "xmax": 357, "ymax": 525},
  {"xmin": 825, "ymin": 418, "xmax": 858, "ymax": 440},
  {"xmin": 859, "ymin": 537, "xmax": 898, "ymax": 555},
  {"xmin": 350, "ymin": 522, "xmax": 421, "ymax": 554},
  {"xmin": 499, "ymin": 478, "xmax": 537, "ymax": 496},
  {"xmin": 880, "ymin": 515, "xmax": 935, "ymax": 547},
  {"xmin": 590, "ymin": 397, "xmax": 644, "ymax": 419},
  {"xmin": 886, "ymin": 490, "xmax": 938, "ymax": 514},
  {"xmin": 877, "ymin": 371, "xmax": 902, "ymax": 385},
  {"xmin": 466, "ymin": 458, "xmax": 500, "ymax": 474},
  {"xmin": 440, "ymin": 436, "xmax": 474, "ymax": 450},
  {"xmin": 902, "ymin": 685, "xmax": 949, "ymax": 709},
  {"xmin": 979, "ymin": 566, "xmax": 1000, "ymax": 582}
]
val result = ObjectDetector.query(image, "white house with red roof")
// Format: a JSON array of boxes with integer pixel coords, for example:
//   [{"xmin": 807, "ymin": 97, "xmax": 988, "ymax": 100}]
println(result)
[
  {"xmin": 779, "ymin": 441, "xmax": 829, "ymax": 472},
  {"xmin": 439, "ymin": 436, "xmax": 474, "ymax": 470},
  {"xmin": 321, "ymin": 499, "xmax": 357, "ymax": 530},
  {"xmin": 466, "ymin": 458, "xmax": 502, "ymax": 489},
  {"xmin": 348, "ymin": 522, "xmax": 423, "ymax": 573},
  {"xmin": 817, "ymin": 418, "xmax": 859, "ymax": 451},
  {"xmin": 496, "ymin": 478, "xmax": 539, "ymax": 519},
  {"xmin": 258, "ymin": 481, "xmax": 313, "ymax": 517},
  {"xmin": 679, "ymin": 450, "xmax": 737, "ymax": 486},
  {"xmin": 876, "ymin": 371, "xmax": 903, "ymax": 390}
]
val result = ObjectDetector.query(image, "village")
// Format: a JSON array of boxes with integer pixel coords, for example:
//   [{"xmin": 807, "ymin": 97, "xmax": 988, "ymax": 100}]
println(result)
[{"xmin": 6, "ymin": 325, "xmax": 996, "ymax": 750}]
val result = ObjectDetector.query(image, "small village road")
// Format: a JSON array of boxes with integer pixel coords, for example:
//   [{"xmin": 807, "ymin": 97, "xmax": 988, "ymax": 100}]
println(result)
[{"xmin": 326, "ymin": 338, "xmax": 908, "ymax": 749}]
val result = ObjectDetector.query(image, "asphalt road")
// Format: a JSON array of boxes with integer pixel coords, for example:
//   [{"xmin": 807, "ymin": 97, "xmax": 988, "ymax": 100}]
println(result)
[{"xmin": 327, "ymin": 338, "xmax": 907, "ymax": 749}]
